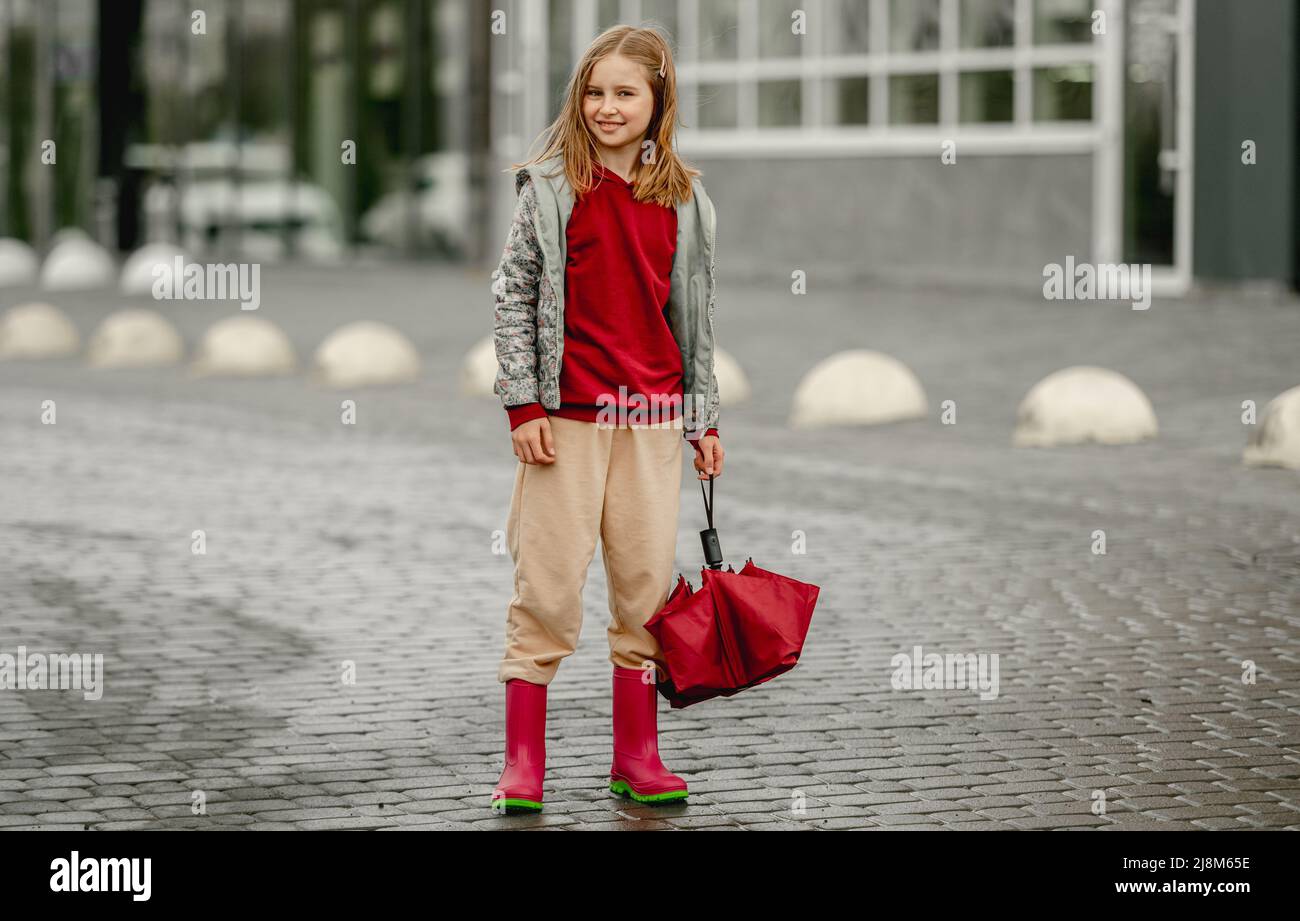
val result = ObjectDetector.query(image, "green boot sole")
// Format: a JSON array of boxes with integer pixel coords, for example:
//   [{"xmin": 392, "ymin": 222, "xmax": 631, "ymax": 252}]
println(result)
[
  {"xmin": 490, "ymin": 796, "xmax": 543, "ymax": 814},
  {"xmin": 609, "ymin": 779, "xmax": 689, "ymax": 805}
]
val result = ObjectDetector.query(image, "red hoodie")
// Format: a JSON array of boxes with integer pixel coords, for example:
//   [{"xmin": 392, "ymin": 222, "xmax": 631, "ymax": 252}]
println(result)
[{"xmin": 505, "ymin": 159, "xmax": 718, "ymax": 452}]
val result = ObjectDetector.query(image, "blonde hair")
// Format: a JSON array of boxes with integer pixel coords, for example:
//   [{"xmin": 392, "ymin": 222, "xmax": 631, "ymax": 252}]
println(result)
[{"xmin": 509, "ymin": 24, "xmax": 700, "ymax": 209}]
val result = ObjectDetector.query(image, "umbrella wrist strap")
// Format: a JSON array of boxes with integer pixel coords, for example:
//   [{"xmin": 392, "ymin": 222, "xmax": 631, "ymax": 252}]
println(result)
[
  {"xmin": 699, "ymin": 474, "xmax": 723, "ymax": 569},
  {"xmin": 699, "ymin": 474, "xmax": 715, "ymax": 529}
]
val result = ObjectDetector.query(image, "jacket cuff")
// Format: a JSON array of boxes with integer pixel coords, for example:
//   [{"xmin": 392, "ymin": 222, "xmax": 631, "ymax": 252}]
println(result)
[
  {"xmin": 506, "ymin": 402, "xmax": 548, "ymax": 430},
  {"xmin": 495, "ymin": 376, "xmax": 540, "ymax": 407},
  {"xmin": 686, "ymin": 427, "xmax": 719, "ymax": 452}
]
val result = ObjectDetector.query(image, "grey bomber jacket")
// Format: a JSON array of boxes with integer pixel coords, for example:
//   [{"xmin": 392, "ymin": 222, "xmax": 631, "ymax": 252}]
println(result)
[{"xmin": 489, "ymin": 154, "xmax": 721, "ymax": 437}]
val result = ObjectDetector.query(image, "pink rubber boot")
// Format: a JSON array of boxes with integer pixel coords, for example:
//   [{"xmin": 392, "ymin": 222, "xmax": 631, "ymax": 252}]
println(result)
[
  {"xmin": 491, "ymin": 678, "xmax": 546, "ymax": 813},
  {"xmin": 609, "ymin": 665, "xmax": 689, "ymax": 804}
]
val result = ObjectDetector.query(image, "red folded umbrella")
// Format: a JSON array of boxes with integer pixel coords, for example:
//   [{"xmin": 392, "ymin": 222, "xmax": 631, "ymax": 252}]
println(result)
[
  {"xmin": 644, "ymin": 477, "xmax": 820, "ymax": 709},
  {"xmin": 643, "ymin": 574, "xmax": 731, "ymax": 706}
]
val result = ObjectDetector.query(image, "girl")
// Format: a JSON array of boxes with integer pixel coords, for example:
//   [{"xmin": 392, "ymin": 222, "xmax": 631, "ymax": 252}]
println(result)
[{"xmin": 488, "ymin": 24, "xmax": 724, "ymax": 813}]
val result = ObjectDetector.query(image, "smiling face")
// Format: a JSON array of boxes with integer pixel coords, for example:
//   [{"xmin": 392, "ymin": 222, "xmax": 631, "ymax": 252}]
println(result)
[{"xmin": 582, "ymin": 53, "xmax": 656, "ymax": 158}]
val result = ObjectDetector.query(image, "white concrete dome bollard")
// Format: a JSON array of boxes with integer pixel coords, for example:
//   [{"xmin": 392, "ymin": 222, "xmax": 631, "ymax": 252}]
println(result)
[
  {"xmin": 713, "ymin": 348, "xmax": 750, "ymax": 406},
  {"xmin": 190, "ymin": 315, "xmax": 297, "ymax": 377},
  {"xmin": 461, "ymin": 337, "xmax": 750, "ymax": 408},
  {"xmin": 49, "ymin": 227, "xmax": 92, "ymax": 247},
  {"xmin": 86, "ymin": 309, "xmax": 185, "ymax": 368},
  {"xmin": 0, "ymin": 302, "xmax": 81, "ymax": 359},
  {"xmin": 1013, "ymin": 365, "xmax": 1158, "ymax": 447},
  {"xmin": 459, "ymin": 335, "xmax": 498, "ymax": 397},
  {"xmin": 789, "ymin": 349, "xmax": 927, "ymax": 428},
  {"xmin": 40, "ymin": 234, "xmax": 117, "ymax": 290},
  {"xmin": 0, "ymin": 238, "xmax": 39, "ymax": 287},
  {"xmin": 120, "ymin": 242, "xmax": 189, "ymax": 296},
  {"xmin": 313, "ymin": 321, "xmax": 421, "ymax": 388},
  {"xmin": 1242, "ymin": 385, "xmax": 1300, "ymax": 469}
]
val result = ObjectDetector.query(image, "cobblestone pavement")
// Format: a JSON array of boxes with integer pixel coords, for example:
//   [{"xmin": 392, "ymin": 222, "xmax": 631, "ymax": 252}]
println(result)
[{"xmin": 1, "ymin": 266, "xmax": 1298, "ymax": 830}]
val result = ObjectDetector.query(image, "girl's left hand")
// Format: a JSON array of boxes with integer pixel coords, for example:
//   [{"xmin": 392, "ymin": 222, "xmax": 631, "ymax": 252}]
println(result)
[{"xmin": 692, "ymin": 436, "xmax": 724, "ymax": 479}]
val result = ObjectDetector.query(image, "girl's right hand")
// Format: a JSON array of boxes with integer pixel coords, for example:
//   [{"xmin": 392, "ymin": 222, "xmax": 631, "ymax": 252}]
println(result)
[{"xmin": 512, "ymin": 416, "xmax": 556, "ymax": 465}]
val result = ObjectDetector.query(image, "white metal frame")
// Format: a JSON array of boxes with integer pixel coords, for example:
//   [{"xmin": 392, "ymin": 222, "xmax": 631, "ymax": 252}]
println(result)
[
  {"xmin": 503, "ymin": 0, "xmax": 1196, "ymax": 291},
  {"xmin": 1093, "ymin": 0, "xmax": 1124, "ymax": 266},
  {"xmin": 517, "ymin": 0, "xmax": 1107, "ymax": 158},
  {"xmin": 1108, "ymin": 0, "xmax": 1195, "ymax": 295},
  {"xmin": 669, "ymin": 0, "xmax": 1102, "ymax": 143}
]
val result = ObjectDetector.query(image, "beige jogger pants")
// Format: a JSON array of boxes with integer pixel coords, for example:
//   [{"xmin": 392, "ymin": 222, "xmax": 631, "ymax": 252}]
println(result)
[{"xmin": 498, "ymin": 415, "xmax": 684, "ymax": 685}]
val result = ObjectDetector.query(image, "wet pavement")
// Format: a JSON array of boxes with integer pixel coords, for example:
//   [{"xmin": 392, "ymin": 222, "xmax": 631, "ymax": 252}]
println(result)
[{"xmin": 1, "ymin": 265, "xmax": 1298, "ymax": 830}]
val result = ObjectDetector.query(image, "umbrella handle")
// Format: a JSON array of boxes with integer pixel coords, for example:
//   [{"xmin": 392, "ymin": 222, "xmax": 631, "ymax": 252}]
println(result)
[
  {"xmin": 700, "ymin": 527, "xmax": 723, "ymax": 570},
  {"xmin": 699, "ymin": 475, "xmax": 723, "ymax": 569}
]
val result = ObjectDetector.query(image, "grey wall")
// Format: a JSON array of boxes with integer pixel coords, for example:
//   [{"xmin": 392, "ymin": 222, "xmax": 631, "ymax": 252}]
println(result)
[
  {"xmin": 692, "ymin": 154, "xmax": 1093, "ymax": 291},
  {"xmin": 1194, "ymin": 0, "xmax": 1298, "ymax": 286}
]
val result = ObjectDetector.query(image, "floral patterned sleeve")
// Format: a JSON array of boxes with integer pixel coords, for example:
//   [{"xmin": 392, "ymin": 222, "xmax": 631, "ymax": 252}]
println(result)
[{"xmin": 490, "ymin": 174, "xmax": 544, "ymax": 410}]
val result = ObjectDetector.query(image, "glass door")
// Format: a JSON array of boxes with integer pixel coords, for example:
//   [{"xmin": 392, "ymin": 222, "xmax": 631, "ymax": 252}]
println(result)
[{"xmin": 1123, "ymin": 0, "xmax": 1194, "ymax": 291}]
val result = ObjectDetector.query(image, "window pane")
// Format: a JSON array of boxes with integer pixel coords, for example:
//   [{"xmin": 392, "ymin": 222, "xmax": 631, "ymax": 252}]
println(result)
[
  {"xmin": 697, "ymin": 82, "xmax": 738, "ymax": 128},
  {"xmin": 298, "ymin": 2, "xmax": 351, "ymax": 257},
  {"xmin": 826, "ymin": 0, "xmax": 870, "ymax": 54},
  {"xmin": 1124, "ymin": 0, "xmax": 1178, "ymax": 266},
  {"xmin": 890, "ymin": 0, "xmax": 940, "ymax": 52},
  {"xmin": 1033, "ymin": 0, "xmax": 1095, "ymax": 44},
  {"xmin": 759, "ymin": 0, "xmax": 803, "ymax": 58},
  {"xmin": 959, "ymin": 70, "xmax": 1013, "ymax": 121},
  {"xmin": 700, "ymin": 0, "xmax": 739, "ymax": 60},
  {"xmin": 833, "ymin": 76, "xmax": 870, "ymax": 125},
  {"xmin": 52, "ymin": 0, "xmax": 97, "ymax": 233},
  {"xmin": 186, "ymin": 0, "xmax": 232, "ymax": 149},
  {"xmin": 0, "ymin": 4, "xmax": 9, "ymax": 235},
  {"xmin": 758, "ymin": 79, "xmax": 801, "ymax": 126},
  {"xmin": 356, "ymin": 0, "xmax": 406, "ymax": 254},
  {"xmin": 1033, "ymin": 65, "xmax": 1093, "ymax": 119},
  {"xmin": 960, "ymin": 0, "xmax": 1014, "ymax": 48},
  {"xmin": 2, "ymin": 0, "xmax": 35, "ymax": 239},
  {"xmin": 242, "ymin": 0, "xmax": 297, "ymax": 255},
  {"xmin": 178, "ymin": 0, "xmax": 235, "ymax": 254},
  {"xmin": 417, "ymin": 0, "xmax": 471, "ymax": 258},
  {"xmin": 889, "ymin": 73, "xmax": 939, "ymax": 123}
]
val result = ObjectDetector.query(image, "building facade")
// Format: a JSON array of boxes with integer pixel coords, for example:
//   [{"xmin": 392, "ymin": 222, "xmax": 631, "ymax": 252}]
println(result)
[
  {"xmin": 490, "ymin": 0, "xmax": 1299, "ymax": 294},
  {"xmin": 1, "ymin": 0, "xmax": 1295, "ymax": 292},
  {"xmin": 1, "ymin": 0, "xmax": 489, "ymax": 262}
]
